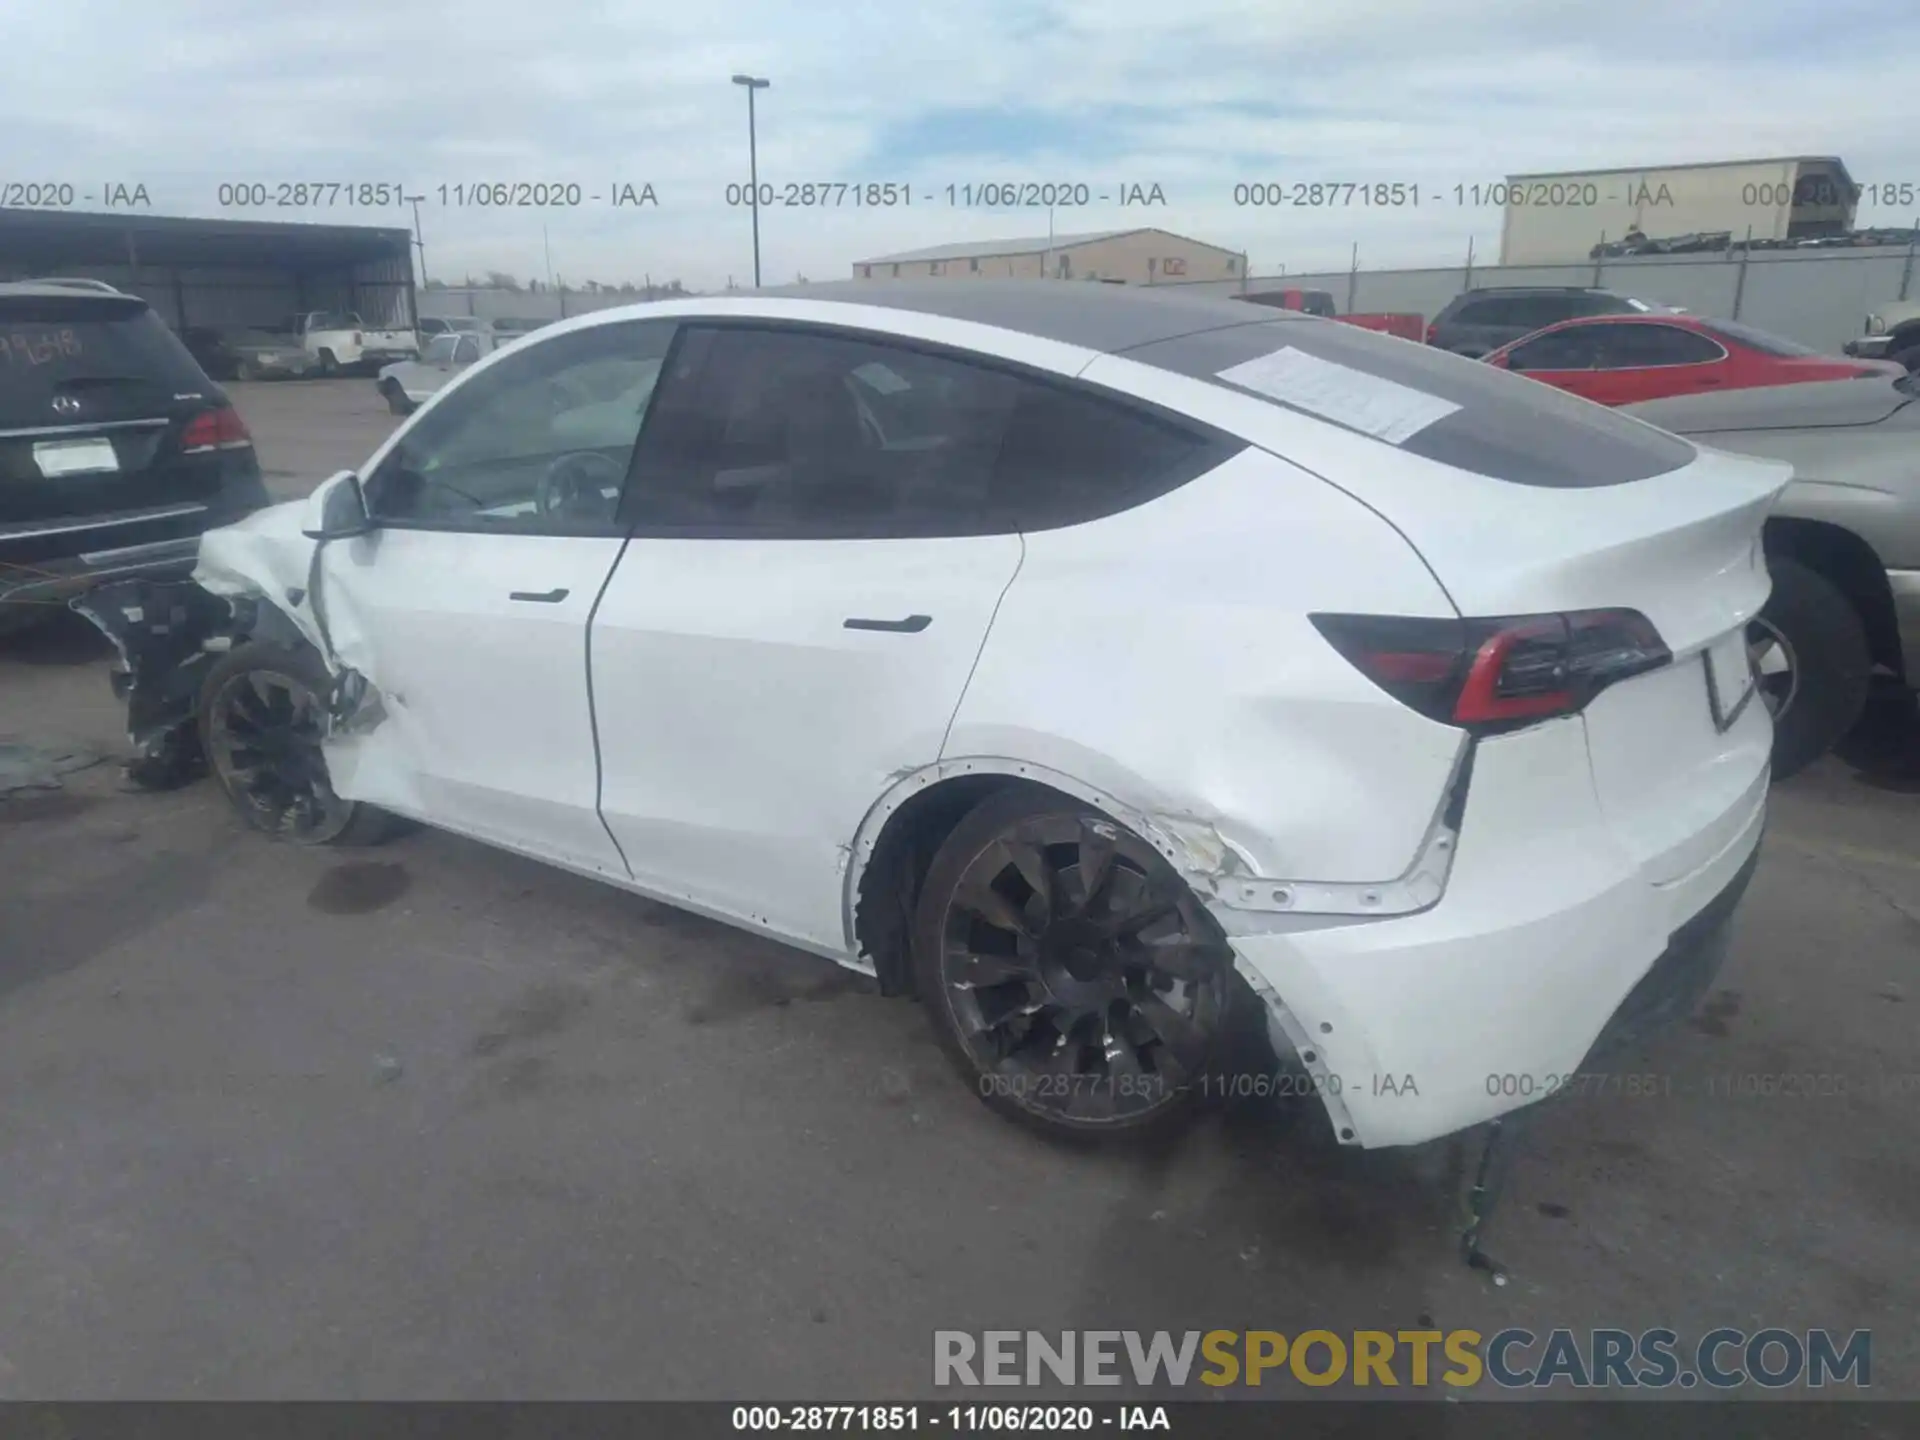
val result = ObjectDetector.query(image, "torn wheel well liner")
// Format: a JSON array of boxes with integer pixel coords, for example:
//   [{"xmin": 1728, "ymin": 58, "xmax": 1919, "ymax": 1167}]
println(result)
[
  {"xmin": 70, "ymin": 576, "xmax": 329, "ymax": 787},
  {"xmin": 852, "ymin": 774, "xmax": 1029, "ymax": 997}
]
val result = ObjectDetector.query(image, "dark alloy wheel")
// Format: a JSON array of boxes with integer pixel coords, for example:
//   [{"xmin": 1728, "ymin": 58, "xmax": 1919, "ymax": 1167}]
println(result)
[
  {"xmin": 914, "ymin": 790, "xmax": 1236, "ymax": 1136},
  {"xmin": 1747, "ymin": 615, "xmax": 1798, "ymax": 724},
  {"xmin": 198, "ymin": 642, "xmax": 391, "ymax": 845}
]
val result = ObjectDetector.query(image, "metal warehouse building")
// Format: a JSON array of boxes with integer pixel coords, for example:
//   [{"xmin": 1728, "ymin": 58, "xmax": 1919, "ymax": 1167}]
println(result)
[
  {"xmin": 852, "ymin": 227, "xmax": 1245, "ymax": 285},
  {"xmin": 0, "ymin": 208, "xmax": 417, "ymax": 331},
  {"xmin": 1499, "ymin": 156, "xmax": 1858, "ymax": 264}
]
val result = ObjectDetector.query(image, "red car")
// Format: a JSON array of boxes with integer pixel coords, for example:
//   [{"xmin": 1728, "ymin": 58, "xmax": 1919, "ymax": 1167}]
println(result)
[{"xmin": 1482, "ymin": 313, "xmax": 1903, "ymax": 405}]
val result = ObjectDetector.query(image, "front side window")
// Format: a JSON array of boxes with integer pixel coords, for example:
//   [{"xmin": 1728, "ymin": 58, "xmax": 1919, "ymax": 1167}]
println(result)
[
  {"xmin": 423, "ymin": 335, "xmax": 460, "ymax": 364},
  {"xmin": 1506, "ymin": 325, "xmax": 1605, "ymax": 371},
  {"xmin": 625, "ymin": 325, "xmax": 1232, "ymax": 537},
  {"xmin": 361, "ymin": 318, "xmax": 676, "ymax": 535},
  {"xmin": 453, "ymin": 336, "xmax": 483, "ymax": 364}
]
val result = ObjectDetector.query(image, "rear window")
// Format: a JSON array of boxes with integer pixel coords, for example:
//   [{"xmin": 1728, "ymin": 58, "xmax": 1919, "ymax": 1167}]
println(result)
[
  {"xmin": 0, "ymin": 295, "xmax": 212, "ymax": 427},
  {"xmin": 1699, "ymin": 319, "xmax": 1820, "ymax": 358},
  {"xmin": 1121, "ymin": 317, "xmax": 1697, "ymax": 488}
]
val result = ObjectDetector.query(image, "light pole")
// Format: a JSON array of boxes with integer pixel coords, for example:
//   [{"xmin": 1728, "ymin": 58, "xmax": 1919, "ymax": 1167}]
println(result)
[
  {"xmin": 404, "ymin": 194, "xmax": 428, "ymax": 283},
  {"xmin": 731, "ymin": 73, "xmax": 770, "ymax": 287}
]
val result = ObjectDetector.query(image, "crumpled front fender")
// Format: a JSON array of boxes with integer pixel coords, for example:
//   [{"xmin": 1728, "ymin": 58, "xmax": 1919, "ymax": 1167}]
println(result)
[{"xmin": 69, "ymin": 499, "xmax": 378, "ymax": 788}]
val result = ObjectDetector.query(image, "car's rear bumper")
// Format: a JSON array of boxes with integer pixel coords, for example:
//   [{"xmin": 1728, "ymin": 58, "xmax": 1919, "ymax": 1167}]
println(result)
[
  {"xmin": 0, "ymin": 532, "xmax": 202, "ymax": 608},
  {"xmin": 1889, "ymin": 568, "xmax": 1920, "ymax": 685},
  {"xmin": 1, "ymin": 483, "xmax": 268, "ymax": 611},
  {"xmin": 1225, "ymin": 718, "xmax": 1768, "ymax": 1149}
]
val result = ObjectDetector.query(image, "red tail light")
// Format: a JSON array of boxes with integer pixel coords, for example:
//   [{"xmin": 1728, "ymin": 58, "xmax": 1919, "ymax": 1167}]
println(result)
[
  {"xmin": 1425, "ymin": 322, "xmax": 1439, "ymax": 345},
  {"xmin": 179, "ymin": 405, "xmax": 253, "ymax": 452},
  {"xmin": 1310, "ymin": 610, "xmax": 1671, "ymax": 734}
]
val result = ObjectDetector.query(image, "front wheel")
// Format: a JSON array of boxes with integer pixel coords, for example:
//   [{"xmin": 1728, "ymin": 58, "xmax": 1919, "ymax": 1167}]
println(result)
[
  {"xmin": 913, "ymin": 788, "xmax": 1238, "ymax": 1138},
  {"xmin": 380, "ymin": 379, "xmax": 414, "ymax": 416},
  {"xmin": 197, "ymin": 641, "xmax": 394, "ymax": 845},
  {"xmin": 1891, "ymin": 341, "xmax": 1920, "ymax": 375},
  {"xmin": 1752, "ymin": 557, "xmax": 1872, "ymax": 780}
]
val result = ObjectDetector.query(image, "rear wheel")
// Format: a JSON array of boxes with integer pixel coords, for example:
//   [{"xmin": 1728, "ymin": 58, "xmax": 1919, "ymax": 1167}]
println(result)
[
  {"xmin": 197, "ymin": 641, "xmax": 393, "ymax": 845},
  {"xmin": 317, "ymin": 348, "xmax": 338, "ymax": 376},
  {"xmin": 1753, "ymin": 557, "xmax": 1872, "ymax": 779},
  {"xmin": 913, "ymin": 788, "xmax": 1237, "ymax": 1138}
]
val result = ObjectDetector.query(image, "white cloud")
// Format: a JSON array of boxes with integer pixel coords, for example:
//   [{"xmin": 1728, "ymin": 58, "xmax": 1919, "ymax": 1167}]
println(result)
[{"xmin": 2, "ymin": 0, "xmax": 1912, "ymax": 288}]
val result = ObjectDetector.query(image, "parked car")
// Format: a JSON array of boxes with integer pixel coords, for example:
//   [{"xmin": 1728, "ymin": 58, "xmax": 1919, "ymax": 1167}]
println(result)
[
  {"xmin": 1485, "ymin": 314, "xmax": 1901, "ymax": 406},
  {"xmin": 1843, "ymin": 299, "xmax": 1920, "ymax": 372},
  {"xmin": 182, "ymin": 326, "xmax": 317, "ymax": 382},
  {"xmin": 377, "ymin": 331, "xmax": 494, "ymax": 414},
  {"xmin": 1239, "ymin": 288, "xmax": 1425, "ymax": 342},
  {"xmin": 1627, "ymin": 373, "xmax": 1920, "ymax": 777},
  {"xmin": 416, "ymin": 316, "xmax": 490, "ymax": 345},
  {"xmin": 0, "ymin": 281, "xmax": 269, "ymax": 634},
  {"xmin": 74, "ymin": 282, "xmax": 1779, "ymax": 1156},
  {"xmin": 1426, "ymin": 287, "xmax": 1666, "ymax": 357},
  {"xmin": 277, "ymin": 310, "xmax": 418, "ymax": 374}
]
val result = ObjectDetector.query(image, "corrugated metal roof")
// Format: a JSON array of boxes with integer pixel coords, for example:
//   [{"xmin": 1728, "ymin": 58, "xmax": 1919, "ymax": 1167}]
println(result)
[
  {"xmin": 853, "ymin": 229, "xmax": 1149, "ymax": 265},
  {"xmin": 1508, "ymin": 156, "xmax": 1851, "ymax": 181}
]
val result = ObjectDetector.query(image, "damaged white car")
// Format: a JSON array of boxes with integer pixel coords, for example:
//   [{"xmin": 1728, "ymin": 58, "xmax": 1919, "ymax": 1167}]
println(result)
[{"xmin": 75, "ymin": 281, "xmax": 1784, "ymax": 1157}]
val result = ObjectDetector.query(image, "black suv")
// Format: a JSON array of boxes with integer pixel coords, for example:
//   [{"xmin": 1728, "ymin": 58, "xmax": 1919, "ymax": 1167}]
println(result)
[
  {"xmin": 1, "ymin": 282, "xmax": 269, "ymax": 634},
  {"xmin": 1427, "ymin": 287, "xmax": 1661, "ymax": 357}
]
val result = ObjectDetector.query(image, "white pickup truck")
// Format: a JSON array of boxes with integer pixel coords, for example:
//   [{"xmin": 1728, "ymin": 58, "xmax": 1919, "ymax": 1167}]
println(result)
[{"xmin": 279, "ymin": 310, "xmax": 419, "ymax": 374}]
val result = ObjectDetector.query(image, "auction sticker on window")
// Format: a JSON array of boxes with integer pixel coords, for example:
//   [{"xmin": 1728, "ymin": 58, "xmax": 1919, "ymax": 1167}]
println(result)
[{"xmin": 1214, "ymin": 346, "xmax": 1460, "ymax": 444}]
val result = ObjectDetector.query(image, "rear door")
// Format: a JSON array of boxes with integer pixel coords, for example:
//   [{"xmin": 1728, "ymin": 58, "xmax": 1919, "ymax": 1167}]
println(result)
[
  {"xmin": 1, "ymin": 290, "xmax": 238, "ymax": 564},
  {"xmin": 589, "ymin": 324, "xmax": 1026, "ymax": 952},
  {"xmin": 317, "ymin": 316, "xmax": 679, "ymax": 875}
]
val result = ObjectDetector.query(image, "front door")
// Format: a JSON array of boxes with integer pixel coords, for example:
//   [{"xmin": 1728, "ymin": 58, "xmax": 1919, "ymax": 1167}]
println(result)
[
  {"xmin": 589, "ymin": 323, "xmax": 1029, "ymax": 951},
  {"xmin": 319, "ymin": 316, "xmax": 679, "ymax": 877}
]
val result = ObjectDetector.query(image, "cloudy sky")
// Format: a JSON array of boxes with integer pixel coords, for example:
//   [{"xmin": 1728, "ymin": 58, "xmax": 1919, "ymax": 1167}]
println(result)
[{"xmin": 4, "ymin": 0, "xmax": 1914, "ymax": 292}]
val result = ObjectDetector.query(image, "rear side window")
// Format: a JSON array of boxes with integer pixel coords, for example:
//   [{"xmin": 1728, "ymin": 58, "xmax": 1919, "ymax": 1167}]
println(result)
[
  {"xmin": 1599, "ymin": 324, "xmax": 1724, "ymax": 367},
  {"xmin": 628, "ymin": 324, "xmax": 1238, "ymax": 537},
  {"xmin": 0, "ymin": 295, "xmax": 212, "ymax": 427},
  {"xmin": 1122, "ymin": 318, "xmax": 1697, "ymax": 488}
]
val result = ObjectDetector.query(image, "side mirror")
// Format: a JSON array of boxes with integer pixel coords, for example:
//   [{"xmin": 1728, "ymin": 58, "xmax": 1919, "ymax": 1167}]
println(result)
[{"xmin": 301, "ymin": 469, "xmax": 374, "ymax": 540}]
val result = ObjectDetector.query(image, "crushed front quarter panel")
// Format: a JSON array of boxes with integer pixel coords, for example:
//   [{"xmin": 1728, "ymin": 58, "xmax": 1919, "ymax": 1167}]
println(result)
[{"xmin": 69, "ymin": 499, "xmax": 381, "ymax": 786}]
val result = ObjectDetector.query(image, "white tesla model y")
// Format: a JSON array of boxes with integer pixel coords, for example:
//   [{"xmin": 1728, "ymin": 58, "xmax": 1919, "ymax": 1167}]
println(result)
[{"xmin": 79, "ymin": 281, "xmax": 1785, "ymax": 1152}]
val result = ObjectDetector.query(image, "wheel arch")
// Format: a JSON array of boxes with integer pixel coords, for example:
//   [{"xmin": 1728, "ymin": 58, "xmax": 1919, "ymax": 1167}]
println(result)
[
  {"xmin": 1763, "ymin": 515, "xmax": 1904, "ymax": 679},
  {"xmin": 844, "ymin": 757, "xmax": 1236, "ymax": 996}
]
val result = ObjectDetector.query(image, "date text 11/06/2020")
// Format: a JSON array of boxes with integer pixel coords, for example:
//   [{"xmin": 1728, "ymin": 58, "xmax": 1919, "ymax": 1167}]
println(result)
[
  {"xmin": 981, "ymin": 1070, "xmax": 1920, "ymax": 1105},
  {"xmin": 724, "ymin": 182, "xmax": 1169, "ymax": 208},
  {"xmin": 211, "ymin": 182, "xmax": 659, "ymax": 208}
]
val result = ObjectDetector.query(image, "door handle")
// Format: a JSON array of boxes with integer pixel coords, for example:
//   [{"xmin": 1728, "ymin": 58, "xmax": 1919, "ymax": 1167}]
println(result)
[
  {"xmin": 844, "ymin": 614, "xmax": 931, "ymax": 633},
  {"xmin": 509, "ymin": 587, "xmax": 570, "ymax": 603}
]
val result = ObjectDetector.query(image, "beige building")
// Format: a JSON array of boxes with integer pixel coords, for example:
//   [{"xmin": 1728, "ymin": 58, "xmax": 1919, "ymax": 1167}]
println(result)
[
  {"xmin": 1498, "ymin": 156, "xmax": 1858, "ymax": 264},
  {"xmin": 852, "ymin": 227, "xmax": 1245, "ymax": 285}
]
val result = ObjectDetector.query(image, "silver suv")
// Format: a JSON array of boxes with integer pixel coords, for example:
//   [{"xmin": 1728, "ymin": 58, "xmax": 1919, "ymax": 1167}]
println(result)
[{"xmin": 1628, "ymin": 374, "xmax": 1920, "ymax": 776}]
